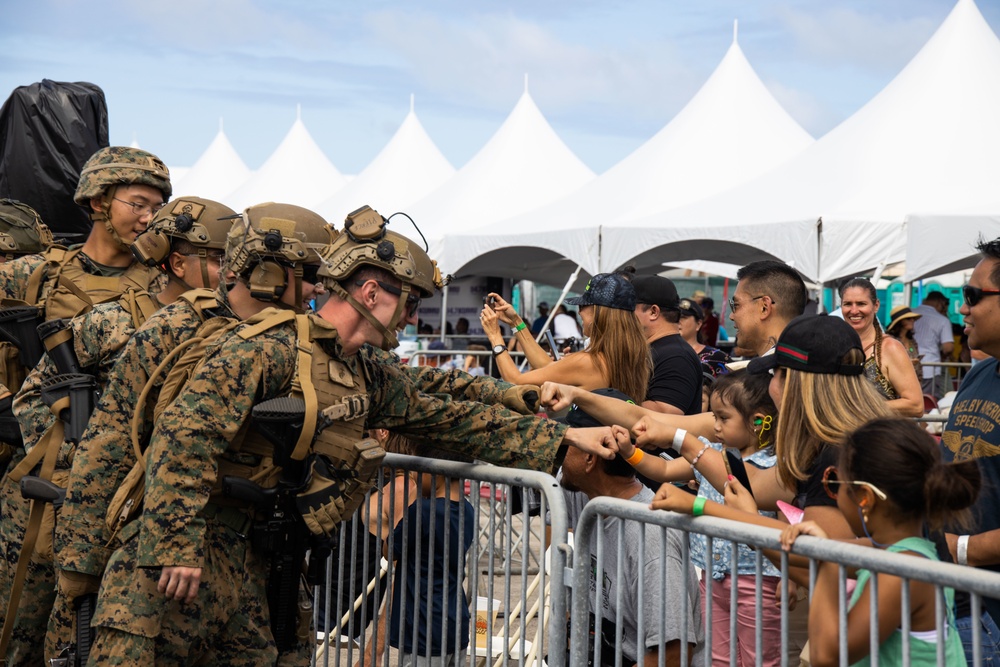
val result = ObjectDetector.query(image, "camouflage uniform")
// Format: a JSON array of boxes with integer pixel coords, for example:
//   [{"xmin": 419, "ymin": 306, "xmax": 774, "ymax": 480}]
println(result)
[
  {"xmin": 88, "ymin": 314, "xmax": 567, "ymax": 666},
  {"xmin": 0, "ymin": 292, "xmax": 158, "ymax": 665}
]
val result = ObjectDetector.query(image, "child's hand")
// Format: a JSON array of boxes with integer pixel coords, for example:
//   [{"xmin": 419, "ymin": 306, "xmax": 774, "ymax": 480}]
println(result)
[
  {"xmin": 724, "ymin": 476, "xmax": 758, "ymax": 514},
  {"xmin": 779, "ymin": 520, "xmax": 829, "ymax": 552},
  {"xmin": 650, "ymin": 483, "xmax": 696, "ymax": 514},
  {"xmin": 631, "ymin": 415, "xmax": 673, "ymax": 450},
  {"xmin": 611, "ymin": 425, "xmax": 635, "ymax": 459}
]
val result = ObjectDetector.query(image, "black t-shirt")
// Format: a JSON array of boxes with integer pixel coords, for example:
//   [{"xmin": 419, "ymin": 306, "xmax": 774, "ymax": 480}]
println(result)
[
  {"xmin": 793, "ymin": 445, "xmax": 839, "ymax": 510},
  {"xmin": 646, "ymin": 334, "xmax": 702, "ymax": 415}
]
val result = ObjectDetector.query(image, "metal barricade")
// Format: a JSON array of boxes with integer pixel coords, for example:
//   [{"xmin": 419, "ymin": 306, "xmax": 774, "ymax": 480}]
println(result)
[
  {"xmin": 313, "ymin": 453, "xmax": 569, "ymax": 667},
  {"xmin": 570, "ymin": 497, "xmax": 1000, "ymax": 667}
]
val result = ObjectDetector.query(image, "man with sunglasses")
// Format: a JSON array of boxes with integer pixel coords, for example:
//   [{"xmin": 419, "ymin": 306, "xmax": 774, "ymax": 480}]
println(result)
[
  {"xmin": 912, "ymin": 290, "xmax": 954, "ymax": 399},
  {"xmin": 940, "ymin": 236, "xmax": 1000, "ymax": 659}
]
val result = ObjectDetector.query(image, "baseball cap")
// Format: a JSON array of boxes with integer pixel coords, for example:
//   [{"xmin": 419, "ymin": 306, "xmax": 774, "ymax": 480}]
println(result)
[
  {"xmin": 747, "ymin": 314, "xmax": 863, "ymax": 376},
  {"xmin": 565, "ymin": 388, "xmax": 636, "ymax": 428},
  {"xmin": 632, "ymin": 275, "xmax": 680, "ymax": 310},
  {"xmin": 538, "ymin": 301, "xmax": 550, "ymax": 310},
  {"xmin": 678, "ymin": 298, "xmax": 704, "ymax": 320},
  {"xmin": 566, "ymin": 273, "xmax": 636, "ymax": 311}
]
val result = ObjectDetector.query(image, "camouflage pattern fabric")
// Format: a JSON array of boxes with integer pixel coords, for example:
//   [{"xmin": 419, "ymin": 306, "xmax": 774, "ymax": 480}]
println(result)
[
  {"xmin": 87, "ymin": 518, "xmax": 275, "ymax": 667},
  {"xmin": 86, "ymin": 313, "xmax": 566, "ymax": 665},
  {"xmin": 0, "ymin": 295, "xmax": 156, "ymax": 665},
  {"xmin": 56, "ymin": 294, "xmax": 232, "ymax": 579}
]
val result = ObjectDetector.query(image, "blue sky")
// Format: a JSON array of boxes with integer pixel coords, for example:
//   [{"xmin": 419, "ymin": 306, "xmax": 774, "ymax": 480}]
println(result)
[{"xmin": 3, "ymin": 0, "xmax": 997, "ymax": 175}]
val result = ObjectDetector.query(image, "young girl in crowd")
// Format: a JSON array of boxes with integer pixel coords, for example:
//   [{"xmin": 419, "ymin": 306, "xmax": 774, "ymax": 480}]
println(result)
[
  {"xmin": 779, "ymin": 418, "xmax": 980, "ymax": 666},
  {"xmin": 617, "ymin": 370, "xmax": 783, "ymax": 667}
]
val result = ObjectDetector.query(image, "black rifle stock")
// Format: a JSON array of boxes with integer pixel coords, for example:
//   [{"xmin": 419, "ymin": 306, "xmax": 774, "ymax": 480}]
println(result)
[
  {"xmin": 221, "ymin": 396, "xmax": 310, "ymax": 653},
  {"xmin": 37, "ymin": 318, "xmax": 81, "ymax": 375},
  {"xmin": 0, "ymin": 305, "xmax": 44, "ymax": 369},
  {"xmin": 40, "ymin": 373, "xmax": 97, "ymax": 444}
]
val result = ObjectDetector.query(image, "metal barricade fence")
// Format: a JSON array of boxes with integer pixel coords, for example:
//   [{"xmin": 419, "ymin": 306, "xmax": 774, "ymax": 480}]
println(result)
[
  {"xmin": 312, "ymin": 453, "xmax": 569, "ymax": 667},
  {"xmin": 570, "ymin": 497, "xmax": 1000, "ymax": 667}
]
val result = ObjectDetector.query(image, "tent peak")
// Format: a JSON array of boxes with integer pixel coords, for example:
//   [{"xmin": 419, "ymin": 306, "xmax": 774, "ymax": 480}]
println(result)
[
  {"xmin": 733, "ymin": 19, "xmax": 738, "ymax": 44},
  {"xmin": 218, "ymin": 117, "xmax": 224, "ymax": 132},
  {"xmin": 409, "ymin": 93, "xmax": 414, "ymax": 113},
  {"xmin": 296, "ymin": 103, "xmax": 302, "ymax": 121},
  {"xmin": 523, "ymin": 72, "xmax": 529, "ymax": 94}
]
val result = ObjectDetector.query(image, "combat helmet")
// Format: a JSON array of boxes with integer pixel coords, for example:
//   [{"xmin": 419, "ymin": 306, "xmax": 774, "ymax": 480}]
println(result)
[
  {"xmin": 73, "ymin": 146, "xmax": 172, "ymax": 251},
  {"xmin": 131, "ymin": 197, "xmax": 237, "ymax": 288},
  {"xmin": 225, "ymin": 202, "xmax": 337, "ymax": 311},
  {"xmin": 319, "ymin": 205, "xmax": 444, "ymax": 350},
  {"xmin": 0, "ymin": 199, "xmax": 54, "ymax": 260}
]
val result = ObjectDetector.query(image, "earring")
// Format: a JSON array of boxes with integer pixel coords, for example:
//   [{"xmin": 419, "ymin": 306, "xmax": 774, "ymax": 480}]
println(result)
[{"xmin": 757, "ymin": 415, "xmax": 773, "ymax": 449}]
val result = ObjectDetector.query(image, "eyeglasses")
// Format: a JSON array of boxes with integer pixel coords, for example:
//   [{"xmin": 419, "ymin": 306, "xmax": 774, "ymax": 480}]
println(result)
[
  {"xmin": 113, "ymin": 197, "xmax": 166, "ymax": 218},
  {"xmin": 374, "ymin": 280, "xmax": 421, "ymax": 316},
  {"xmin": 728, "ymin": 295, "xmax": 771, "ymax": 312},
  {"xmin": 962, "ymin": 284, "xmax": 1000, "ymax": 307},
  {"xmin": 821, "ymin": 466, "xmax": 888, "ymax": 501}
]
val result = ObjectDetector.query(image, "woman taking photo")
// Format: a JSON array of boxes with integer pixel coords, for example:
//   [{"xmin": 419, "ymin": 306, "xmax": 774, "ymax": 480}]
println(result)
[
  {"xmin": 480, "ymin": 272, "xmax": 650, "ymax": 404},
  {"xmin": 837, "ymin": 278, "xmax": 923, "ymax": 416}
]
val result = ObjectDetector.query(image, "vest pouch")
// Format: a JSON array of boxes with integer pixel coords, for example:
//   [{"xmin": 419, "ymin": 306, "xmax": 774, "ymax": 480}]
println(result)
[{"xmin": 295, "ymin": 438, "xmax": 385, "ymax": 537}]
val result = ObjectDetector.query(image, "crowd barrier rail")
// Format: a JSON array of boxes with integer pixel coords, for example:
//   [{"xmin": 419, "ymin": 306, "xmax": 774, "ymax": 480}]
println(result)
[
  {"xmin": 570, "ymin": 497, "xmax": 1000, "ymax": 667},
  {"xmin": 312, "ymin": 453, "xmax": 568, "ymax": 667}
]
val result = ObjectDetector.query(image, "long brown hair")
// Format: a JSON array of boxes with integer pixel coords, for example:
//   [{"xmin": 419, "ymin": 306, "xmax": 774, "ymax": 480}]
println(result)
[
  {"xmin": 584, "ymin": 305, "xmax": 651, "ymax": 404},
  {"xmin": 774, "ymin": 348, "xmax": 893, "ymax": 489}
]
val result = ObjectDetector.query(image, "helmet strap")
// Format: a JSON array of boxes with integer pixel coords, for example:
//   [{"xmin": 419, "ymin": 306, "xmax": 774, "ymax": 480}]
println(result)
[
  {"xmin": 329, "ymin": 281, "xmax": 401, "ymax": 351},
  {"xmin": 98, "ymin": 185, "xmax": 130, "ymax": 252}
]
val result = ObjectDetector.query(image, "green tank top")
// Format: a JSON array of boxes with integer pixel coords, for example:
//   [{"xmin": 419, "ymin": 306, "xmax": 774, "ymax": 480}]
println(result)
[{"xmin": 848, "ymin": 536, "xmax": 966, "ymax": 667}]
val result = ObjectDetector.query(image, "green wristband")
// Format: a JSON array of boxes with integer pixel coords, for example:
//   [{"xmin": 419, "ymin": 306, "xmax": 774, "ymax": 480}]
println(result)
[
  {"xmin": 692, "ymin": 497, "xmax": 707, "ymax": 517},
  {"xmin": 514, "ymin": 321, "xmax": 527, "ymax": 332}
]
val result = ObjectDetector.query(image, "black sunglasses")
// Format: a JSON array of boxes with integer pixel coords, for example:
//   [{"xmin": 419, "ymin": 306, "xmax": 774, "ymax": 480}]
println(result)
[
  {"xmin": 375, "ymin": 280, "xmax": 421, "ymax": 315},
  {"xmin": 963, "ymin": 284, "xmax": 1000, "ymax": 307},
  {"xmin": 300, "ymin": 263, "xmax": 321, "ymax": 284}
]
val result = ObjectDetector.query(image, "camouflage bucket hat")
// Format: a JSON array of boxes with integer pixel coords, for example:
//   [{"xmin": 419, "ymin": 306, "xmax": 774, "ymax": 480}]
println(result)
[
  {"xmin": 73, "ymin": 146, "xmax": 172, "ymax": 205},
  {"xmin": 0, "ymin": 199, "xmax": 54, "ymax": 255},
  {"xmin": 565, "ymin": 273, "xmax": 636, "ymax": 311}
]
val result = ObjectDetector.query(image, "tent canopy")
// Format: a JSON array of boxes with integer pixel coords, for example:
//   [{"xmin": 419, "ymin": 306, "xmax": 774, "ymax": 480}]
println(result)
[{"xmin": 171, "ymin": 119, "xmax": 250, "ymax": 206}]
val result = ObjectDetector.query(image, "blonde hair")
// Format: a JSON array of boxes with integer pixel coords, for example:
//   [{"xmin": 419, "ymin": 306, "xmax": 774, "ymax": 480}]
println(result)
[
  {"xmin": 585, "ymin": 305, "xmax": 651, "ymax": 403},
  {"xmin": 774, "ymin": 349, "xmax": 893, "ymax": 489}
]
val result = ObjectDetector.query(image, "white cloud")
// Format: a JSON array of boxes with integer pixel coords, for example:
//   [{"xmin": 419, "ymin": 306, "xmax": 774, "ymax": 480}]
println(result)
[{"xmin": 774, "ymin": 5, "xmax": 939, "ymax": 75}]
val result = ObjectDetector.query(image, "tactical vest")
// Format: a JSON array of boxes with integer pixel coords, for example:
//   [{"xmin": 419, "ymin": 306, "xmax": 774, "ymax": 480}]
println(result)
[{"xmin": 24, "ymin": 246, "xmax": 156, "ymax": 321}]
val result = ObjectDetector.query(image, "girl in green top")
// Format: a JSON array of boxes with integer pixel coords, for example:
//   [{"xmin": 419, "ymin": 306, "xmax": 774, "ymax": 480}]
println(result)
[{"xmin": 779, "ymin": 417, "xmax": 980, "ymax": 667}]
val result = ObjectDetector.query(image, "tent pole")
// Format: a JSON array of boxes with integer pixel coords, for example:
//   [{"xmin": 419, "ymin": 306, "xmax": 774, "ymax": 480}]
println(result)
[{"xmin": 439, "ymin": 283, "xmax": 448, "ymax": 343}]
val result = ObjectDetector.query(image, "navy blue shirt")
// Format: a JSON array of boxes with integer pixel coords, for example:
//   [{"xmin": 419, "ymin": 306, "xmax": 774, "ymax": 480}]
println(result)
[{"xmin": 389, "ymin": 496, "xmax": 476, "ymax": 656}]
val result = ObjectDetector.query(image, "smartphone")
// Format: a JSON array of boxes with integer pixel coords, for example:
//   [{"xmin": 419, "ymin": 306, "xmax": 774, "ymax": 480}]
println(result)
[
  {"xmin": 544, "ymin": 330, "xmax": 561, "ymax": 361},
  {"xmin": 483, "ymin": 295, "xmax": 496, "ymax": 309},
  {"xmin": 724, "ymin": 449, "xmax": 754, "ymax": 499}
]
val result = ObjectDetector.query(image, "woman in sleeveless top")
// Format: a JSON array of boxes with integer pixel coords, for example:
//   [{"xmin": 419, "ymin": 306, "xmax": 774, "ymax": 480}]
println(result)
[{"xmin": 838, "ymin": 278, "xmax": 923, "ymax": 416}]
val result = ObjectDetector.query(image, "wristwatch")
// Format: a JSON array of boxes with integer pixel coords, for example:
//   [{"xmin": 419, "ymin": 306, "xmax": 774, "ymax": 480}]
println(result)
[{"xmin": 492, "ymin": 344, "xmax": 508, "ymax": 357}]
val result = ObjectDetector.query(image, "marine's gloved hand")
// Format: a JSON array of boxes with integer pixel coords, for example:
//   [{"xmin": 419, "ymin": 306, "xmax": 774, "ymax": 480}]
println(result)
[
  {"xmin": 502, "ymin": 384, "xmax": 541, "ymax": 415},
  {"xmin": 0, "ymin": 393, "xmax": 23, "ymax": 448},
  {"xmin": 58, "ymin": 569, "xmax": 101, "ymax": 599},
  {"xmin": 297, "ymin": 439, "xmax": 385, "ymax": 537}
]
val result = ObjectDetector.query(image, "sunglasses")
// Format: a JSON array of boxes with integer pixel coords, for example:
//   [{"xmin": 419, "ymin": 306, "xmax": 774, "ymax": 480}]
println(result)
[
  {"xmin": 963, "ymin": 284, "xmax": 1000, "ymax": 307},
  {"xmin": 300, "ymin": 263, "xmax": 321, "ymax": 284},
  {"xmin": 375, "ymin": 280, "xmax": 421, "ymax": 316},
  {"xmin": 821, "ymin": 466, "xmax": 888, "ymax": 502}
]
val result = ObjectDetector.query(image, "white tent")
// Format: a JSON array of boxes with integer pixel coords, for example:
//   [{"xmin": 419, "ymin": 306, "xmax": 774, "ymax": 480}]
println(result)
[
  {"xmin": 905, "ymin": 212, "xmax": 1000, "ymax": 281},
  {"xmin": 606, "ymin": 0, "xmax": 1000, "ymax": 283},
  {"xmin": 408, "ymin": 83, "xmax": 595, "ymax": 276},
  {"xmin": 171, "ymin": 120, "xmax": 251, "ymax": 206},
  {"xmin": 226, "ymin": 107, "xmax": 347, "ymax": 212},
  {"xmin": 316, "ymin": 97, "xmax": 454, "ymax": 225},
  {"xmin": 440, "ymin": 24, "xmax": 814, "ymax": 285}
]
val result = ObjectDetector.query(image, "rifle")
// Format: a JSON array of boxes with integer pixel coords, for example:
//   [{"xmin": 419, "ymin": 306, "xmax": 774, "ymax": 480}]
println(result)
[
  {"xmin": 223, "ymin": 397, "xmax": 310, "ymax": 653},
  {"xmin": 0, "ymin": 305, "xmax": 44, "ymax": 370},
  {"xmin": 19, "ymin": 477, "xmax": 96, "ymax": 667},
  {"xmin": 37, "ymin": 318, "xmax": 97, "ymax": 445}
]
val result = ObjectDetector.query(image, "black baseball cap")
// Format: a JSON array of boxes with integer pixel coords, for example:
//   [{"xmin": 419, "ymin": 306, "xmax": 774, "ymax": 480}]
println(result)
[
  {"xmin": 678, "ymin": 298, "xmax": 704, "ymax": 320},
  {"xmin": 747, "ymin": 314, "xmax": 864, "ymax": 376},
  {"xmin": 565, "ymin": 387, "xmax": 636, "ymax": 428},
  {"xmin": 566, "ymin": 273, "xmax": 636, "ymax": 311},
  {"xmin": 632, "ymin": 275, "xmax": 680, "ymax": 310}
]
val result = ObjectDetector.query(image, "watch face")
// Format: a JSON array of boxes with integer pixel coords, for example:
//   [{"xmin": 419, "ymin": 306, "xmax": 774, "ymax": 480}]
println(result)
[{"xmin": 493, "ymin": 344, "xmax": 506, "ymax": 356}]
